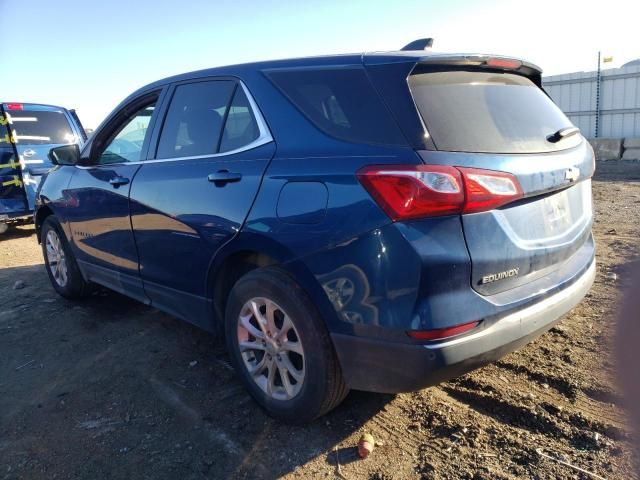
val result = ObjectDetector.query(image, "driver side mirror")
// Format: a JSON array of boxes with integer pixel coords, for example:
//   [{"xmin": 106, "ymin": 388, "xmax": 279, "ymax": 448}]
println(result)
[{"xmin": 48, "ymin": 144, "xmax": 80, "ymax": 166}]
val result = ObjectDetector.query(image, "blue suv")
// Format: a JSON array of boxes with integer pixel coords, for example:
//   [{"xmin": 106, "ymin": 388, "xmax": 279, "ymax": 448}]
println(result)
[{"xmin": 36, "ymin": 43, "xmax": 595, "ymax": 422}]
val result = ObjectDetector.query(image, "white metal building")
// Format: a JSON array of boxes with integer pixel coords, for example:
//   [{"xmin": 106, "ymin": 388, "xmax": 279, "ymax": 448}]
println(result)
[{"xmin": 543, "ymin": 60, "xmax": 640, "ymax": 139}]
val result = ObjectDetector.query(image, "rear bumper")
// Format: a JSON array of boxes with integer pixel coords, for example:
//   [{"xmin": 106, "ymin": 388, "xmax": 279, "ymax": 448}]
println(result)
[{"xmin": 331, "ymin": 258, "xmax": 595, "ymax": 393}]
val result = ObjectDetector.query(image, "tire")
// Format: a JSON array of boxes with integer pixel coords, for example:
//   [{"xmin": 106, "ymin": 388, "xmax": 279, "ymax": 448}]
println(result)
[
  {"xmin": 41, "ymin": 216, "xmax": 91, "ymax": 299},
  {"xmin": 225, "ymin": 267, "xmax": 349, "ymax": 423}
]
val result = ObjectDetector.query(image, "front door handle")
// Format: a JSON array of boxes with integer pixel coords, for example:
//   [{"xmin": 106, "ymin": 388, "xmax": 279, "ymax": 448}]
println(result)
[
  {"xmin": 109, "ymin": 176, "xmax": 130, "ymax": 188},
  {"xmin": 207, "ymin": 170, "xmax": 242, "ymax": 184}
]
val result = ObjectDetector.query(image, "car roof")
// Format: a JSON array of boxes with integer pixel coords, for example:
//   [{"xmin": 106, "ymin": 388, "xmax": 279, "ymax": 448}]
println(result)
[
  {"xmin": 142, "ymin": 53, "xmax": 365, "ymax": 90},
  {"xmin": 137, "ymin": 50, "xmax": 541, "ymax": 93},
  {"xmin": 98, "ymin": 49, "xmax": 540, "ymax": 135}
]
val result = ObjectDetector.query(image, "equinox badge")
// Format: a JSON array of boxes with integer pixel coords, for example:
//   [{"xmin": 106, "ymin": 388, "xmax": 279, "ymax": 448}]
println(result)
[{"xmin": 482, "ymin": 267, "xmax": 520, "ymax": 284}]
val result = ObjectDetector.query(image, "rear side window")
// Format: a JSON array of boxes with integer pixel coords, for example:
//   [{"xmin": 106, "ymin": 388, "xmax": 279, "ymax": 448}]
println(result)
[
  {"xmin": 157, "ymin": 80, "xmax": 236, "ymax": 159},
  {"xmin": 409, "ymin": 70, "xmax": 580, "ymax": 154},
  {"xmin": 266, "ymin": 67, "xmax": 406, "ymax": 146},
  {"xmin": 9, "ymin": 110, "xmax": 75, "ymax": 145}
]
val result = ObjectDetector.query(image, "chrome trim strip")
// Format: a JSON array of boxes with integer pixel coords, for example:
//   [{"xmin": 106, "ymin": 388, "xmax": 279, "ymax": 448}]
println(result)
[
  {"xmin": 76, "ymin": 80, "xmax": 273, "ymax": 170},
  {"xmin": 423, "ymin": 259, "xmax": 595, "ymax": 350}
]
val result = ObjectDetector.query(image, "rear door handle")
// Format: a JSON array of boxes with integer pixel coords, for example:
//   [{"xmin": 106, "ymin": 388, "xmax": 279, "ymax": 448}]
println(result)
[
  {"xmin": 207, "ymin": 171, "xmax": 242, "ymax": 184},
  {"xmin": 109, "ymin": 176, "xmax": 130, "ymax": 187}
]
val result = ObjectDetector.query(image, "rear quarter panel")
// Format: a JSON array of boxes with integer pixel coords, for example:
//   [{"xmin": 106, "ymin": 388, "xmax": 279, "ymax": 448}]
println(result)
[{"xmin": 237, "ymin": 146, "xmax": 426, "ymax": 339}]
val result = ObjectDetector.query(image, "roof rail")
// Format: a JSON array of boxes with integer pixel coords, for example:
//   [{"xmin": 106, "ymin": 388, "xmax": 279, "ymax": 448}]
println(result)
[{"xmin": 401, "ymin": 38, "xmax": 434, "ymax": 51}]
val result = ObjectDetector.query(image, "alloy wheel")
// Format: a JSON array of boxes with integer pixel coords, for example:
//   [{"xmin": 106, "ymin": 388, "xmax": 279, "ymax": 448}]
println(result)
[
  {"xmin": 237, "ymin": 297, "xmax": 305, "ymax": 401},
  {"xmin": 45, "ymin": 229, "xmax": 68, "ymax": 287}
]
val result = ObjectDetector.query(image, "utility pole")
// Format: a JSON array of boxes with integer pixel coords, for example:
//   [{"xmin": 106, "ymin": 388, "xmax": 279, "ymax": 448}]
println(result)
[{"xmin": 595, "ymin": 51, "xmax": 601, "ymax": 138}]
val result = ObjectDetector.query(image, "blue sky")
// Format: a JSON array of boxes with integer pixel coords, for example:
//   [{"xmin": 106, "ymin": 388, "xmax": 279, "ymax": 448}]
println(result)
[{"xmin": 1, "ymin": 0, "xmax": 638, "ymax": 128}]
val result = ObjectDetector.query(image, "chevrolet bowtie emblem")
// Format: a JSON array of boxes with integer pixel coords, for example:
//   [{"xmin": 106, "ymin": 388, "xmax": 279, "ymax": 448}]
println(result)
[{"xmin": 564, "ymin": 167, "xmax": 580, "ymax": 182}]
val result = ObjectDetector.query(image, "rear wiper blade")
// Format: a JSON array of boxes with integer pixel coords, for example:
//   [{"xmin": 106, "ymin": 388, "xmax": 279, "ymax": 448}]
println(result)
[{"xmin": 547, "ymin": 126, "xmax": 580, "ymax": 143}]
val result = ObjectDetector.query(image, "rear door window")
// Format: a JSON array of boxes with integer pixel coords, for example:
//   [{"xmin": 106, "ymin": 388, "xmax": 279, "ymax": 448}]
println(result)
[
  {"xmin": 156, "ymin": 80, "xmax": 236, "ymax": 159},
  {"xmin": 266, "ymin": 67, "xmax": 406, "ymax": 146},
  {"xmin": 8, "ymin": 110, "xmax": 75, "ymax": 145},
  {"xmin": 409, "ymin": 70, "xmax": 580, "ymax": 153},
  {"xmin": 219, "ymin": 87, "xmax": 260, "ymax": 153}
]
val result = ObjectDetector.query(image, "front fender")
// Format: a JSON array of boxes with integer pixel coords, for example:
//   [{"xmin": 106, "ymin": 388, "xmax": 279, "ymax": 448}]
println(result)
[{"xmin": 34, "ymin": 165, "xmax": 76, "ymax": 242}]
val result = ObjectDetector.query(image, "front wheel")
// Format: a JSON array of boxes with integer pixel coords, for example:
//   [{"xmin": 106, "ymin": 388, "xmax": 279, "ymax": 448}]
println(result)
[
  {"xmin": 225, "ymin": 267, "xmax": 348, "ymax": 423},
  {"xmin": 41, "ymin": 216, "xmax": 91, "ymax": 299}
]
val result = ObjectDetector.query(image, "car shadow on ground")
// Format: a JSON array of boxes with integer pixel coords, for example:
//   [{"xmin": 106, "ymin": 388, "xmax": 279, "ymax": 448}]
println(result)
[
  {"xmin": 0, "ymin": 224, "xmax": 37, "ymax": 240},
  {"xmin": 1, "ymin": 263, "xmax": 393, "ymax": 479}
]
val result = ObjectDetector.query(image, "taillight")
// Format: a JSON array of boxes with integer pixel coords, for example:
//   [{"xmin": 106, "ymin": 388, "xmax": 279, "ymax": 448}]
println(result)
[
  {"xmin": 407, "ymin": 320, "xmax": 480, "ymax": 341},
  {"xmin": 357, "ymin": 165, "xmax": 523, "ymax": 220},
  {"xmin": 356, "ymin": 165, "xmax": 464, "ymax": 221},
  {"xmin": 5, "ymin": 103, "xmax": 23, "ymax": 110},
  {"xmin": 458, "ymin": 167, "xmax": 524, "ymax": 214}
]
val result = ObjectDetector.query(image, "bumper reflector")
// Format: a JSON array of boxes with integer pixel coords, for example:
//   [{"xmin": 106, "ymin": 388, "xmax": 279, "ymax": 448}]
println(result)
[{"xmin": 407, "ymin": 320, "xmax": 480, "ymax": 341}]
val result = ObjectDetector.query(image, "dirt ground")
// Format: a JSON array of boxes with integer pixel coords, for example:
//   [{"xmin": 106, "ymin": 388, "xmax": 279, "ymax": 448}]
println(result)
[{"xmin": 1, "ymin": 162, "xmax": 639, "ymax": 480}]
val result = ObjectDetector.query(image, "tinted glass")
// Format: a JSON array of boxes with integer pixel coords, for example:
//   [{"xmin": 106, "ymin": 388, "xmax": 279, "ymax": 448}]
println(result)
[
  {"xmin": 157, "ymin": 80, "xmax": 235, "ymax": 159},
  {"xmin": 9, "ymin": 110, "xmax": 75, "ymax": 145},
  {"xmin": 267, "ymin": 67, "xmax": 406, "ymax": 145},
  {"xmin": 98, "ymin": 104, "xmax": 155, "ymax": 164},
  {"xmin": 409, "ymin": 71, "xmax": 580, "ymax": 153},
  {"xmin": 220, "ymin": 87, "xmax": 260, "ymax": 153}
]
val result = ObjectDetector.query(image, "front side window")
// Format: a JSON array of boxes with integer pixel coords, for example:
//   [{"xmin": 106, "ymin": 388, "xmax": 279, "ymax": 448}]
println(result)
[
  {"xmin": 97, "ymin": 103, "xmax": 156, "ymax": 164},
  {"xmin": 156, "ymin": 80, "xmax": 236, "ymax": 159}
]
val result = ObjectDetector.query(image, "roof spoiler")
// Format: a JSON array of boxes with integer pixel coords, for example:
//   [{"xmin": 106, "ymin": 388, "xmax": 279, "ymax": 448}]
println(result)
[{"xmin": 401, "ymin": 38, "xmax": 434, "ymax": 51}]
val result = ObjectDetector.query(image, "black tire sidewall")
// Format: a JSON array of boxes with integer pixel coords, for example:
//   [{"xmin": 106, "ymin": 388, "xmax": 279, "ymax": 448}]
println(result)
[{"xmin": 225, "ymin": 268, "xmax": 336, "ymax": 423}]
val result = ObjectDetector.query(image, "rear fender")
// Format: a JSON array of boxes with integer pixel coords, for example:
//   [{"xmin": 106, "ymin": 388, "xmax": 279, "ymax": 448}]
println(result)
[{"xmin": 206, "ymin": 232, "xmax": 342, "ymax": 334}]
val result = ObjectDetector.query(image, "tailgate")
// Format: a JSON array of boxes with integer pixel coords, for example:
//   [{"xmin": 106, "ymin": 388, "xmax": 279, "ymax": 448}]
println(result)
[
  {"xmin": 407, "ymin": 66, "xmax": 595, "ymax": 295},
  {"xmin": 418, "ymin": 144, "xmax": 594, "ymax": 295},
  {"xmin": 463, "ymin": 179, "xmax": 592, "ymax": 295}
]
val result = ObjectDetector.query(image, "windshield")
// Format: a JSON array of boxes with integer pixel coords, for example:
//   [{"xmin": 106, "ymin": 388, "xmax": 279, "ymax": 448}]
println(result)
[
  {"xmin": 409, "ymin": 70, "xmax": 581, "ymax": 154},
  {"xmin": 8, "ymin": 110, "xmax": 76, "ymax": 146}
]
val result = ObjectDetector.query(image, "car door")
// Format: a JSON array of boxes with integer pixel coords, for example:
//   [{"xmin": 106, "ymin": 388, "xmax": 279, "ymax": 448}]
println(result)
[
  {"xmin": 0, "ymin": 105, "xmax": 29, "ymax": 218},
  {"xmin": 128, "ymin": 78, "xmax": 275, "ymax": 328},
  {"xmin": 64, "ymin": 91, "xmax": 163, "ymax": 302}
]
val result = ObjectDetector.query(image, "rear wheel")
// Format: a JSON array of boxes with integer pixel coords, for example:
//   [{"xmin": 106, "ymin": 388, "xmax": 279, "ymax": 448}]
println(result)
[
  {"xmin": 41, "ymin": 216, "xmax": 90, "ymax": 299},
  {"xmin": 225, "ymin": 267, "xmax": 348, "ymax": 423}
]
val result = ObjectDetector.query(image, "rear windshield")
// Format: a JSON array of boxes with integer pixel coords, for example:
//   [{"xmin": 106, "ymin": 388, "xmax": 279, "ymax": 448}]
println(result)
[
  {"xmin": 266, "ymin": 67, "xmax": 406, "ymax": 146},
  {"xmin": 8, "ymin": 110, "xmax": 75, "ymax": 145},
  {"xmin": 408, "ymin": 70, "xmax": 581, "ymax": 153}
]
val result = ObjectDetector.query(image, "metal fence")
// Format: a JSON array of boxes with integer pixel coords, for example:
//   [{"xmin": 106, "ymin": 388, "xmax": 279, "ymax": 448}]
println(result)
[{"xmin": 543, "ymin": 63, "xmax": 640, "ymax": 139}]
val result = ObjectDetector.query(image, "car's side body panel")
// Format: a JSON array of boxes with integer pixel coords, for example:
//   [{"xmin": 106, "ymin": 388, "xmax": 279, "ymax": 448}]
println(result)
[
  {"xmin": 65, "ymin": 163, "xmax": 148, "ymax": 302},
  {"xmin": 129, "ymin": 142, "xmax": 276, "ymax": 328}
]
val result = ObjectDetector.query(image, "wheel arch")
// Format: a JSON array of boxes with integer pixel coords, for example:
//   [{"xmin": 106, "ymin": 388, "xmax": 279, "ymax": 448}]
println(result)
[
  {"xmin": 35, "ymin": 205, "xmax": 54, "ymax": 243},
  {"xmin": 207, "ymin": 233, "xmax": 340, "ymax": 336}
]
